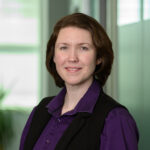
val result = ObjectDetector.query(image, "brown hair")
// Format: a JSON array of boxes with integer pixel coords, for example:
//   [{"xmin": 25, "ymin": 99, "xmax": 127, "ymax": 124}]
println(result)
[{"xmin": 46, "ymin": 13, "xmax": 114, "ymax": 87}]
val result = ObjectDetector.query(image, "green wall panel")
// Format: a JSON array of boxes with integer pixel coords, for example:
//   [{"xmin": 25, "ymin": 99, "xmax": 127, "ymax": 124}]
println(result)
[{"xmin": 118, "ymin": 20, "xmax": 150, "ymax": 150}]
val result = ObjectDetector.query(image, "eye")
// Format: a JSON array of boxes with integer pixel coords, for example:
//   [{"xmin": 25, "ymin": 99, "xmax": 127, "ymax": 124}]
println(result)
[
  {"xmin": 81, "ymin": 46, "xmax": 89, "ymax": 51},
  {"xmin": 60, "ymin": 46, "xmax": 68, "ymax": 50}
]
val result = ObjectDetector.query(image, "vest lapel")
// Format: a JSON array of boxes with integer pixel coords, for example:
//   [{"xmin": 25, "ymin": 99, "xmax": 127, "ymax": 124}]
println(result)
[
  {"xmin": 23, "ymin": 98, "xmax": 52, "ymax": 150},
  {"xmin": 55, "ymin": 112, "xmax": 91, "ymax": 150},
  {"xmin": 23, "ymin": 91, "xmax": 125, "ymax": 150}
]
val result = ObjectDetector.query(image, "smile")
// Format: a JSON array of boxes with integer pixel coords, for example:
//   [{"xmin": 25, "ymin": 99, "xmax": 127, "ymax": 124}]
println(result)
[{"xmin": 65, "ymin": 67, "xmax": 82, "ymax": 72}]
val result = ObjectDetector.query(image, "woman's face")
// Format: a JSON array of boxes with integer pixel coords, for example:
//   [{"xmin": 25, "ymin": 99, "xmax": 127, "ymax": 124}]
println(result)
[{"xmin": 54, "ymin": 26, "xmax": 101, "ymax": 87}]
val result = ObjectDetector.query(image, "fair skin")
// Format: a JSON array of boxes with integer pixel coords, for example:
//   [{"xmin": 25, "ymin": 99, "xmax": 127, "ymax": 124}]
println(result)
[{"xmin": 54, "ymin": 27, "xmax": 101, "ymax": 114}]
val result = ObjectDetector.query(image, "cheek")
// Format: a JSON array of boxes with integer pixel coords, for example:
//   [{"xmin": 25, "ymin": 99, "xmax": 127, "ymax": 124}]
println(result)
[
  {"xmin": 54, "ymin": 53, "xmax": 65, "ymax": 65},
  {"xmin": 82, "ymin": 54, "xmax": 97, "ymax": 66}
]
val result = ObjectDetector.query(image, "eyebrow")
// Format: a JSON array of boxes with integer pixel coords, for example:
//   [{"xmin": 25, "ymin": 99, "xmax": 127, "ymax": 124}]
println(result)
[
  {"xmin": 56, "ymin": 43, "xmax": 69, "ymax": 46},
  {"xmin": 56, "ymin": 43, "xmax": 92, "ymax": 46}
]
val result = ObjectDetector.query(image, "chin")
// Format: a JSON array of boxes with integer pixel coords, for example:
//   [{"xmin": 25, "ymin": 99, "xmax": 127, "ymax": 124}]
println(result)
[
  {"xmin": 65, "ymin": 81, "xmax": 81, "ymax": 86},
  {"xmin": 64, "ymin": 78, "xmax": 92, "ymax": 87},
  {"xmin": 64, "ymin": 78, "xmax": 83, "ymax": 86}
]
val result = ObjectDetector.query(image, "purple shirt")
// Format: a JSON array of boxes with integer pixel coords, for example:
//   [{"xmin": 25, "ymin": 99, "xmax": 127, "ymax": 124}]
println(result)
[{"xmin": 20, "ymin": 80, "xmax": 139, "ymax": 150}]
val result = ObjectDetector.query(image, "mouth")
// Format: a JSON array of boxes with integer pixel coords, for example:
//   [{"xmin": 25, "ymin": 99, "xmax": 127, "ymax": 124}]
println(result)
[{"xmin": 65, "ymin": 67, "xmax": 82, "ymax": 73}]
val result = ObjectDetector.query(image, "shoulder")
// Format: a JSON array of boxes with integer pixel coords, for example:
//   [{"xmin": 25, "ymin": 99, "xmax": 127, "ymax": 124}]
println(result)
[
  {"xmin": 102, "ymin": 107, "xmax": 139, "ymax": 142},
  {"xmin": 100, "ymin": 91, "xmax": 122, "ymax": 107},
  {"xmin": 94, "ymin": 90, "xmax": 126, "ymax": 117},
  {"xmin": 100, "ymin": 92, "xmax": 137, "ymax": 130},
  {"xmin": 21, "ymin": 96, "xmax": 54, "ymax": 133},
  {"xmin": 100, "ymin": 91, "xmax": 139, "ymax": 136},
  {"xmin": 36, "ymin": 96, "xmax": 55, "ymax": 108},
  {"xmin": 100, "ymin": 107, "xmax": 139, "ymax": 149},
  {"xmin": 105, "ymin": 107, "xmax": 136, "ymax": 125}
]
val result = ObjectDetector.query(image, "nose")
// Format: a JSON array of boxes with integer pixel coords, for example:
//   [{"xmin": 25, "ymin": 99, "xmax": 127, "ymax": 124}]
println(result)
[{"xmin": 68, "ymin": 49, "xmax": 79, "ymax": 63}]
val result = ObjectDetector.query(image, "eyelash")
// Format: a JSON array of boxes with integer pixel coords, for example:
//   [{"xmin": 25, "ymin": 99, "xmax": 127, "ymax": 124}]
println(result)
[
  {"xmin": 81, "ymin": 46, "xmax": 89, "ymax": 50},
  {"xmin": 60, "ymin": 46, "xmax": 68, "ymax": 50},
  {"xmin": 58, "ymin": 46, "xmax": 89, "ymax": 51}
]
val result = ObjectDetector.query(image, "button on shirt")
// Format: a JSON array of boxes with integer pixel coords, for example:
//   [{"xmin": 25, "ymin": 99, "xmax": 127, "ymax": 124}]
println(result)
[{"xmin": 20, "ymin": 80, "xmax": 139, "ymax": 150}]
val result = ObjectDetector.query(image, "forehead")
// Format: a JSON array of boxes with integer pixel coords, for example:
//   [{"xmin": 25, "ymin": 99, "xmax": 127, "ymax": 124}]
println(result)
[{"xmin": 56, "ymin": 26, "xmax": 93, "ymax": 44}]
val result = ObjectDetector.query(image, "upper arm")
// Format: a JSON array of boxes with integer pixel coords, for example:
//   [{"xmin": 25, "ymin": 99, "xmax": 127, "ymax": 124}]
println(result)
[
  {"xmin": 19, "ymin": 107, "xmax": 37, "ymax": 150},
  {"xmin": 100, "ymin": 107, "xmax": 139, "ymax": 150}
]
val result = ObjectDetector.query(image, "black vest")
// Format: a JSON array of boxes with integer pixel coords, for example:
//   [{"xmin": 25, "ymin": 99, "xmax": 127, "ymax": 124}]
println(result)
[{"xmin": 23, "ymin": 90, "xmax": 125, "ymax": 150}]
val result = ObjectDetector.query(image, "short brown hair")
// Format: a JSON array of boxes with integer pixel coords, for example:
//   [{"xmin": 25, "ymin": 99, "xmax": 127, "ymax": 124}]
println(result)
[{"xmin": 46, "ymin": 13, "xmax": 114, "ymax": 87}]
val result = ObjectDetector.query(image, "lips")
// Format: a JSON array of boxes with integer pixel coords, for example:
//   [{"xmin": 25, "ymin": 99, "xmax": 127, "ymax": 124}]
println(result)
[{"xmin": 65, "ymin": 67, "xmax": 82, "ymax": 73}]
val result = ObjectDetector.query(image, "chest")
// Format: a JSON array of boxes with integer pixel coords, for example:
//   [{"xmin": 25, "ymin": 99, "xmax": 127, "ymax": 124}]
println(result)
[
  {"xmin": 33, "ymin": 115, "xmax": 74, "ymax": 150},
  {"xmin": 23, "ymin": 92, "xmax": 123, "ymax": 150}
]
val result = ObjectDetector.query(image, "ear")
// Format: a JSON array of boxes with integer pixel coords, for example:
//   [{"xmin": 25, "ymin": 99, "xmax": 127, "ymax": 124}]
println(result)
[
  {"xmin": 96, "ymin": 58, "xmax": 102, "ymax": 65},
  {"xmin": 53, "ymin": 55, "xmax": 56, "ymax": 63}
]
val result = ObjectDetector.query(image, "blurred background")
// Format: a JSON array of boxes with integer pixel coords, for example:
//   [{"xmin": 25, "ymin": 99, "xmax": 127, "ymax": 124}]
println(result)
[{"xmin": 0, "ymin": 0, "xmax": 149, "ymax": 149}]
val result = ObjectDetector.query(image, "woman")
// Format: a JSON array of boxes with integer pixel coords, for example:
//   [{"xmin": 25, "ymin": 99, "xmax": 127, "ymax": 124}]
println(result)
[{"xmin": 20, "ymin": 13, "xmax": 139, "ymax": 150}]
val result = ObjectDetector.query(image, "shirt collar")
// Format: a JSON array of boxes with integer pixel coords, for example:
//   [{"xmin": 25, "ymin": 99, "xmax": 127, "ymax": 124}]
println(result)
[{"xmin": 46, "ymin": 80, "xmax": 101, "ymax": 117}]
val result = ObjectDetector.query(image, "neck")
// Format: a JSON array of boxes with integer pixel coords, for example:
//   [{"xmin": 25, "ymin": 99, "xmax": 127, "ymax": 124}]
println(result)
[{"xmin": 61, "ymin": 78, "xmax": 93, "ymax": 115}]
